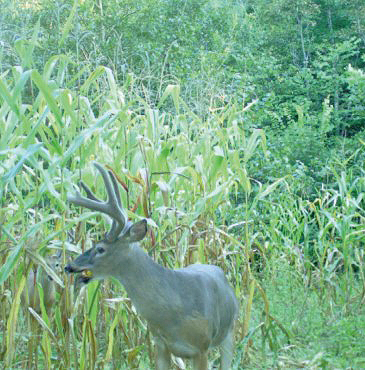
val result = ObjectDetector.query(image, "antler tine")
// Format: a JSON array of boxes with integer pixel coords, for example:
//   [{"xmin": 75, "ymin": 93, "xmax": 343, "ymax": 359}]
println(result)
[
  {"xmin": 106, "ymin": 168, "xmax": 127, "ymax": 239},
  {"xmin": 79, "ymin": 181, "xmax": 101, "ymax": 202},
  {"xmin": 68, "ymin": 163, "xmax": 128, "ymax": 242},
  {"xmin": 107, "ymin": 168, "xmax": 122, "ymax": 208}
]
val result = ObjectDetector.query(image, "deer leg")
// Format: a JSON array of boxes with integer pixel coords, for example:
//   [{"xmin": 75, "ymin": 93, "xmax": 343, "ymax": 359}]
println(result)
[
  {"xmin": 219, "ymin": 329, "xmax": 234, "ymax": 370},
  {"xmin": 155, "ymin": 340, "xmax": 171, "ymax": 370},
  {"xmin": 192, "ymin": 351, "xmax": 208, "ymax": 370}
]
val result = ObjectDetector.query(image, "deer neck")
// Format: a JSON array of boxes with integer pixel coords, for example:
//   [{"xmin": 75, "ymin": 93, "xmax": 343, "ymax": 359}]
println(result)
[{"xmin": 113, "ymin": 244, "xmax": 179, "ymax": 322}]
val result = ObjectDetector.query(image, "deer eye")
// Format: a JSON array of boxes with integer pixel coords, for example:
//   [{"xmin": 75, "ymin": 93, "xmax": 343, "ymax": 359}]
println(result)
[{"xmin": 96, "ymin": 246, "xmax": 105, "ymax": 254}]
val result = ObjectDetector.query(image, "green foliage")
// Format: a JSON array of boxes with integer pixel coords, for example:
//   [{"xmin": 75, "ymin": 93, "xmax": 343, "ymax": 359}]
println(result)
[
  {"xmin": 346, "ymin": 64, "xmax": 365, "ymax": 130},
  {"xmin": 0, "ymin": 0, "xmax": 365, "ymax": 367}
]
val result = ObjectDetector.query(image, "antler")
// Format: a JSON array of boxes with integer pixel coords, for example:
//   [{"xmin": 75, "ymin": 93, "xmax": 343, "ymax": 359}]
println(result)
[{"xmin": 68, "ymin": 163, "xmax": 128, "ymax": 242}]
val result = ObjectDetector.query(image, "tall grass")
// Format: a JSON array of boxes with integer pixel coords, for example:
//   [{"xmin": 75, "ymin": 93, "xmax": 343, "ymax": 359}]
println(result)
[{"xmin": 1, "ymin": 56, "xmax": 364, "ymax": 369}]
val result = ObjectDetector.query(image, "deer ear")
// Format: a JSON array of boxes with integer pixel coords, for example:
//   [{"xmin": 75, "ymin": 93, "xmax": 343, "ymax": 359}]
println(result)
[{"xmin": 128, "ymin": 220, "xmax": 148, "ymax": 242}]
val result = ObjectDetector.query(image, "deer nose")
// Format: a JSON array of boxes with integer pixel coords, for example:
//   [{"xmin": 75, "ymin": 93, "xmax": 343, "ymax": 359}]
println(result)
[{"xmin": 64, "ymin": 264, "xmax": 74, "ymax": 273}]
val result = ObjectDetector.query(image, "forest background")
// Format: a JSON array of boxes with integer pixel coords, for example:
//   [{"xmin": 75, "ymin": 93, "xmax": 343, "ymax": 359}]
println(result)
[{"xmin": 0, "ymin": 0, "xmax": 365, "ymax": 368}]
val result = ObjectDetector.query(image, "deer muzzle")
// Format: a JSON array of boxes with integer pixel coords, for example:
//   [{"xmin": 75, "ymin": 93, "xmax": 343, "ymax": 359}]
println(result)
[
  {"xmin": 65, "ymin": 264, "xmax": 94, "ymax": 284},
  {"xmin": 64, "ymin": 264, "xmax": 78, "ymax": 273}
]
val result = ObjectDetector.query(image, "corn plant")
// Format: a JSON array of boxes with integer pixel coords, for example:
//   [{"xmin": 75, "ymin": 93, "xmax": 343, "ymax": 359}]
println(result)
[{"xmin": 1, "ymin": 46, "xmax": 364, "ymax": 367}]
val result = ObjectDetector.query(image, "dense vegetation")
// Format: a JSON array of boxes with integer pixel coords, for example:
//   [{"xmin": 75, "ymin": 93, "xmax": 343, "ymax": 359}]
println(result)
[{"xmin": 1, "ymin": 0, "xmax": 364, "ymax": 368}]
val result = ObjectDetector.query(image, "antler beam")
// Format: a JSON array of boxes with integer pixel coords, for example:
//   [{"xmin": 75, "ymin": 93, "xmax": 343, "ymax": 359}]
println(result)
[{"xmin": 68, "ymin": 163, "xmax": 127, "ymax": 242}]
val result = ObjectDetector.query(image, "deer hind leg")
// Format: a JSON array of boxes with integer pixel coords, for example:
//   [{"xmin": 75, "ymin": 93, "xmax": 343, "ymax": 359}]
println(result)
[
  {"xmin": 219, "ymin": 329, "xmax": 234, "ymax": 370},
  {"xmin": 155, "ymin": 340, "xmax": 171, "ymax": 370},
  {"xmin": 192, "ymin": 351, "xmax": 208, "ymax": 370}
]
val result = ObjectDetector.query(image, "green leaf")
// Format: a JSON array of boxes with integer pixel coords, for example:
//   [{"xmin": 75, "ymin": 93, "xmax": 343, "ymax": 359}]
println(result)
[
  {"xmin": 258, "ymin": 177, "xmax": 286, "ymax": 200},
  {"xmin": 157, "ymin": 84, "xmax": 180, "ymax": 112},
  {"xmin": 0, "ymin": 243, "xmax": 23, "ymax": 286},
  {"xmin": 0, "ymin": 77, "xmax": 20, "ymax": 118},
  {"xmin": 0, "ymin": 214, "xmax": 59, "ymax": 285},
  {"xmin": 208, "ymin": 146, "xmax": 225, "ymax": 183},
  {"xmin": 59, "ymin": 0, "xmax": 79, "ymax": 47},
  {"xmin": 31, "ymin": 70, "xmax": 63, "ymax": 128},
  {"xmin": 14, "ymin": 19, "xmax": 40, "ymax": 68},
  {"xmin": 59, "ymin": 112, "xmax": 118, "ymax": 166},
  {"xmin": 1, "ymin": 143, "xmax": 43, "ymax": 183}
]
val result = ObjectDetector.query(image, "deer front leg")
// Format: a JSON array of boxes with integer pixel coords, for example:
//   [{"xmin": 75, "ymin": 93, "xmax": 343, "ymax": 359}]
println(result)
[
  {"xmin": 219, "ymin": 329, "xmax": 234, "ymax": 370},
  {"xmin": 192, "ymin": 351, "xmax": 208, "ymax": 370},
  {"xmin": 155, "ymin": 340, "xmax": 171, "ymax": 370}
]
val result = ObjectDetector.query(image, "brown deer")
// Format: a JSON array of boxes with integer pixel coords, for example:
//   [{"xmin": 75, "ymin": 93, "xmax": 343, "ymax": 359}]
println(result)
[
  {"xmin": 21, "ymin": 253, "xmax": 61, "ymax": 369},
  {"xmin": 22, "ymin": 253, "xmax": 61, "ymax": 314},
  {"xmin": 65, "ymin": 163, "xmax": 238, "ymax": 370}
]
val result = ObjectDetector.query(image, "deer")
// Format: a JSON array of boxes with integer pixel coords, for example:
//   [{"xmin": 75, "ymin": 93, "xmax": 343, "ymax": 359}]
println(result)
[
  {"xmin": 21, "ymin": 253, "xmax": 61, "ymax": 314},
  {"xmin": 21, "ymin": 252, "xmax": 61, "ymax": 369},
  {"xmin": 65, "ymin": 163, "xmax": 238, "ymax": 370}
]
